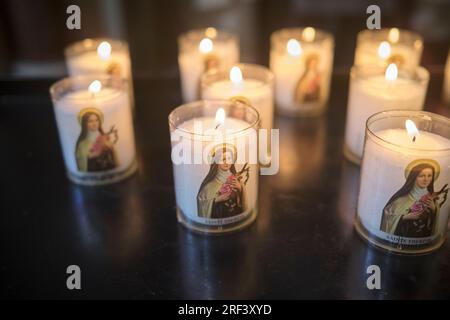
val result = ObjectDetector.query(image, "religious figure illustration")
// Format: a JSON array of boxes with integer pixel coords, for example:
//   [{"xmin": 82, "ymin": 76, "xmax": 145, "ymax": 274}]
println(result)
[
  {"xmin": 229, "ymin": 96, "xmax": 252, "ymax": 120},
  {"xmin": 380, "ymin": 159, "xmax": 449, "ymax": 238},
  {"xmin": 294, "ymin": 53, "xmax": 321, "ymax": 105},
  {"xmin": 386, "ymin": 54, "xmax": 405, "ymax": 69},
  {"xmin": 204, "ymin": 53, "xmax": 220, "ymax": 72},
  {"xmin": 75, "ymin": 107, "xmax": 119, "ymax": 172},
  {"xmin": 197, "ymin": 144, "xmax": 250, "ymax": 219}
]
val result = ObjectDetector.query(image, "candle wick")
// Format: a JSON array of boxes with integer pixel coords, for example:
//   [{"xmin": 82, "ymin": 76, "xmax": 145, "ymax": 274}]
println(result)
[
  {"xmin": 215, "ymin": 123, "xmax": 221, "ymax": 130},
  {"xmin": 413, "ymin": 136, "xmax": 416, "ymax": 142}
]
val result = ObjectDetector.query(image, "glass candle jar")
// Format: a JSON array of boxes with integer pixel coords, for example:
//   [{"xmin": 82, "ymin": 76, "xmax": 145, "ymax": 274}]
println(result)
[
  {"xmin": 443, "ymin": 49, "xmax": 450, "ymax": 104},
  {"xmin": 178, "ymin": 28, "xmax": 239, "ymax": 103},
  {"xmin": 201, "ymin": 63, "xmax": 274, "ymax": 132},
  {"xmin": 355, "ymin": 110, "xmax": 450, "ymax": 254},
  {"xmin": 269, "ymin": 27, "xmax": 334, "ymax": 117},
  {"xmin": 354, "ymin": 28, "xmax": 423, "ymax": 69},
  {"xmin": 344, "ymin": 64, "xmax": 429, "ymax": 165},
  {"xmin": 64, "ymin": 38, "xmax": 134, "ymax": 112},
  {"xmin": 50, "ymin": 76, "xmax": 137, "ymax": 185},
  {"xmin": 169, "ymin": 100, "xmax": 260, "ymax": 234}
]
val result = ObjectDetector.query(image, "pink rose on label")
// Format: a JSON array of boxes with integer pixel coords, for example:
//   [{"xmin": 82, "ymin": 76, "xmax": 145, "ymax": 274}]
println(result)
[
  {"xmin": 410, "ymin": 201, "xmax": 424, "ymax": 215},
  {"xmin": 219, "ymin": 183, "xmax": 232, "ymax": 195}
]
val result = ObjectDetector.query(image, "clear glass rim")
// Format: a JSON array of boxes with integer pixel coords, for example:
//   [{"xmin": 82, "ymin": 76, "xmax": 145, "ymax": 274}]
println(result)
[
  {"xmin": 201, "ymin": 63, "xmax": 274, "ymax": 90},
  {"xmin": 168, "ymin": 99, "xmax": 260, "ymax": 138},
  {"xmin": 50, "ymin": 75, "xmax": 127, "ymax": 102},
  {"xmin": 357, "ymin": 28, "xmax": 423, "ymax": 46},
  {"xmin": 366, "ymin": 110, "xmax": 450, "ymax": 152},
  {"xmin": 270, "ymin": 27, "xmax": 334, "ymax": 46},
  {"xmin": 64, "ymin": 38, "xmax": 129, "ymax": 58},
  {"xmin": 350, "ymin": 65, "xmax": 430, "ymax": 85}
]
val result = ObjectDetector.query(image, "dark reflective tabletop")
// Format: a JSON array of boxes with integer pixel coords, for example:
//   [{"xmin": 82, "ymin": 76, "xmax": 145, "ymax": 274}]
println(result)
[{"xmin": 1, "ymin": 72, "xmax": 450, "ymax": 299}]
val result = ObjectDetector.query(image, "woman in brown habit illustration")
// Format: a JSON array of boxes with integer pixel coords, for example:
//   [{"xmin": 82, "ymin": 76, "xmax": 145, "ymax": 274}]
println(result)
[
  {"xmin": 380, "ymin": 160, "xmax": 448, "ymax": 238},
  {"xmin": 197, "ymin": 144, "xmax": 250, "ymax": 219},
  {"xmin": 75, "ymin": 108, "xmax": 119, "ymax": 172},
  {"xmin": 294, "ymin": 53, "xmax": 321, "ymax": 105}
]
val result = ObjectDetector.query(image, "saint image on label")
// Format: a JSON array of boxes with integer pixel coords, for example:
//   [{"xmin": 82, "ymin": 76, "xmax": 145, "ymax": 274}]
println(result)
[
  {"xmin": 106, "ymin": 61, "xmax": 122, "ymax": 77},
  {"xmin": 197, "ymin": 144, "xmax": 250, "ymax": 219},
  {"xmin": 294, "ymin": 53, "xmax": 321, "ymax": 105},
  {"xmin": 380, "ymin": 159, "xmax": 449, "ymax": 238},
  {"xmin": 386, "ymin": 54, "xmax": 405, "ymax": 69},
  {"xmin": 228, "ymin": 96, "xmax": 252, "ymax": 120},
  {"xmin": 75, "ymin": 107, "xmax": 119, "ymax": 172}
]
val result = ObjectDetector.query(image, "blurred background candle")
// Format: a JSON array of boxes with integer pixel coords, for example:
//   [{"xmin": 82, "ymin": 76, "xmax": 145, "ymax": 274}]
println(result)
[
  {"xmin": 50, "ymin": 76, "xmax": 137, "ymax": 185},
  {"xmin": 169, "ymin": 100, "xmax": 260, "ymax": 234},
  {"xmin": 270, "ymin": 27, "xmax": 334, "ymax": 117},
  {"xmin": 356, "ymin": 110, "xmax": 450, "ymax": 254},
  {"xmin": 443, "ymin": 49, "xmax": 450, "ymax": 105},
  {"xmin": 178, "ymin": 28, "xmax": 239, "ymax": 103},
  {"xmin": 64, "ymin": 38, "xmax": 134, "ymax": 112},
  {"xmin": 201, "ymin": 64, "xmax": 274, "ymax": 132},
  {"xmin": 344, "ymin": 63, "xmax": 429, "ymax": 164},
  {"xmin": 354, "ymin": 28, "xmax": 423, "ymax": 70}
]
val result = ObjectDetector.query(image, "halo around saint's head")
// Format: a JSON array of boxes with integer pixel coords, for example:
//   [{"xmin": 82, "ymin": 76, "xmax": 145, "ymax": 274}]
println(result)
[
  {"xmin": 208, "ymin": 143, "xmax": 237, "ymax": 165},
  {"xmin": 78, "ymin": 107, "xmax": 104, "ymax": 125},
  {"xmin": 229, "ymin": 96, "xmax": 252, "ymax": 107},
  {"xmin": 404, "ymin": 159, "xmax": 440, "ymax": 180}
]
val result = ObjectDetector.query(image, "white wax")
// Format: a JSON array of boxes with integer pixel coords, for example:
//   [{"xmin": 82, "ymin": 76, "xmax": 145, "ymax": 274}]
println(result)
[
  {"xmin": 54, "ymin": 88, "xmax": 136, "ymax": 180},
  {"xmin": 358, "ymin": 128, "xmax": 450, "ymax": 246},
  {"xmin": 345, "ymin": 76, "xmax": 427, "ymax": 160},
  {"xmin": 202, "ymin": 79, "xmax": 274, "ymax": 132},
  {"xmin": 354, "ymin": 42, "xmax": 421, "ymax": 68},
  {"xmin": 179, "ymin": 44, "xmax": 239, "ymax": 103},
  {"xmin": 270, "ymin": 43, "xmax": 333, "ymax": 115},
  {"xmin": 171, "ymin": 116, "xmax": 258, "ymax": 226}
]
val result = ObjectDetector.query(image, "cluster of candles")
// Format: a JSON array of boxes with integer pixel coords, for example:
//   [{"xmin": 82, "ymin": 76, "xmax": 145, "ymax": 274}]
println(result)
[{"xmin": 49, "ymin": 27, "xmax": 450, "ymax": 254}]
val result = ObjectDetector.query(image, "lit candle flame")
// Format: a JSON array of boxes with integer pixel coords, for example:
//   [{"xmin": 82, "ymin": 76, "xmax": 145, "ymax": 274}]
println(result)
[
  {"xmin": 302, "ymin": 27, "xmax": 316, "ymax": 42},
  {"xmin": 199, "ymin": 38, "xmax": 213, "ymax": 54},
  {"xmin": 97, "ymin": 41, "xmax": 112, "ymax": 60},
  {"xmin": 205, "ymin": 27, "xmax": 217, "ymax": 39},
  {"xmin": 385, "ymin": 63, "xmax": 398, "ymax": 81},
  {"xmin": 230, "ymin": 66, "xmax": 243, "ymax": 85},
  {"xmin": 388, "ymin": 28, "xmax": 400, "ymax": 43},
  {"xmin": 378, "ymin": 41, "xmax": 391, "ymax": 59},
  {"xmin": 88, "ymin": 80, "xmax": 102, "ymax": 95},
  {"xmin": 405, "ymin": 119, "xmax": 419, "ymax": 142},
  {"xmin": 287, "ymin": 38, "xmax": 302, "ymax": 57},
  {"xmin": 215, "ymin": 108, "xmax": 226, "ymax": 129}
]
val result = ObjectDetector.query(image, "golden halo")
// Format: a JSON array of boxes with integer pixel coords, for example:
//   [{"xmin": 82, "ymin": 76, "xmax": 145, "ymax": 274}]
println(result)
[
  {"xmin": 77, "ymin": 107, "xmax": 104, "ymax": 125},
  {"xmin": 208, "ymin": 143, "xmax": 237, "ymax": 165},
  {"xmin": 229, "ymin": 96, "xmax": 252, "ymax": 107},
  {"xmin": 404, "ymin": 159, "xmax": 440, "ymax": 180}
]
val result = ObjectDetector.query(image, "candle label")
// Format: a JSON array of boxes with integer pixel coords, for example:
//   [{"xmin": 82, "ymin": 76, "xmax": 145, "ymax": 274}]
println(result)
[
  {"xmin": 191, "ymin": 143, "xmax": 257, "ymax": 226},
  {"xmin": 106, "ymin": 61, "xmax": 122, "ymax": 77},
  {"xmin": 378, "ymin": 159, "xmax": 449, "ymax": 246},
  {"xmin": 204, "ymin": 53, "xmax": 220, "ymax": 72},
  {"xmin": 294, "ymin": 53, "xmax": 322, "ymax": 107},
  {"xmin": 386, "ymin": 54, "xmax": 405, "ymax": 69},
  {"xmin": 76, "ymin": 107, "xmax": 120, "ymax": 172}
]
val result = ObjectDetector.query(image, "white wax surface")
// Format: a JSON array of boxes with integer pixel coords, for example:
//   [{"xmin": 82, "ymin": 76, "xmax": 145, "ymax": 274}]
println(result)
[
  {"xmin": 202, "ymin": 79, "xmax": 273, "ymax": 131},
  {"xmin": 358, "ymin": 128, "xmax": 450, "ymax": 245},
  {"xmin": 345, "ymin": 76, "xmax": 427, "ymax": 159},
  {"xmin": 270, "ymin": 42, "xmax": 333, "ymax": 114},
  {"xmin": 178, "ymin": 43, "xmax": 239, "ymax": 102},
  {"xmin": 171, "ymin": 116, "xmax": 258, "ymax": 225},
  {"xmin": 54, "ymin": 88, "xmax": 135, "ymax": 176},
  {"xmin": 354, "ymin": 42, "xmax": 421, "ymax": 68}
]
